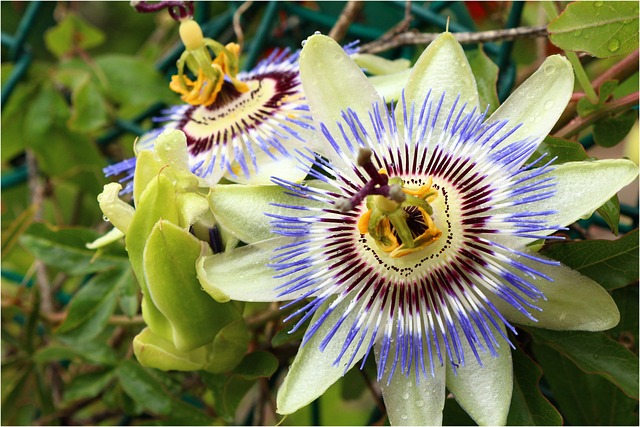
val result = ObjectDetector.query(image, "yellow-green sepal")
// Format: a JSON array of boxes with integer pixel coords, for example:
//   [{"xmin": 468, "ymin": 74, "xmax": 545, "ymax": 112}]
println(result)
[{"xmin": 143, "ymin": 220, "xmax": 242, "ymax": 352}]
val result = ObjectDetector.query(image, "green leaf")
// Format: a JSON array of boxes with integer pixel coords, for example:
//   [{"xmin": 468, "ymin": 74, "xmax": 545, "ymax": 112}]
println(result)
[
  {"xmin": 1, "ymin": 204, "xmax": 36, "ymax": 258},
  {"xmin": 95, "ymin": 54, "xmax": 175, "ymax": 111},
  {"xmin": 2, "ymin": 79, "xmax": 38, "ymax": 161},
  {"xmin": 116, "ymin": 360, "xmax": 172, "ymax": 415},
  {"xmin": 64, "ymin": 369, "xmax": 116, "ymax": 402},
  {"xmin": 55, "ymin": 269, "xmax": 124, "ymax": 340},
  {"xmin": 1, "ymin": 366, "xmax": 34, "ymax": 426},
  {"xmin": 530, "ymin": 328, "xmax": 639, "ymax": 398},
  {"xmin": 201, "ymin": 372, "xmax": 255, "ymax": 423},
  {"xmin": 548, "ymin": 1, "xmax": 639, "ymax": 58},
  {"xmin": 68, "ymin": 78, "xmax": 108, "ymax": 133},
  {"xmin": 593, "ymin": 109, "xmax": 638, "ymax": 148},
  {"xmin": 234, "ymin": 350, "xmax": 278, "ymax": 379},
  {"xmin": 340, "ymin": 364, "xmax": 368, "ymax": 401},
  {"xmin": 576, "ymin": 80, "xmax": 619, "ymax": 117},
  {"xmin": 44, "ymin": 13, "xmax": 105, "ymax": 58},
  {"xmin": 33, "ymin": 341, "xmax": 118, "ymax": 365},
  {"xmin": 19, "ymin": 223, "xmax": 129, "ymax": 275},
  {"xmin": 507, "ymin": 348, "xmax": 563, "ymax": 425},
  {"xmin": 224, "ymin": 375, "xmax": 258, "ymax": 421},
  {"xmin": 532, "ymin": 343, "xmax": 638, "ymax": 426},
  {"xmin": 207, "ymin": 320, "xmax": 250, "ymax": 373},
  {"xmin": 164, "ymin": 399, "xmax": 216, "ymax": 426},
  {"xmin": 595, "ymin": 194, "xmax": 620, "ymax": 235},
  {"xmin": 23, "ymin": 83, "xmax": 70, "ymax": 143},
  {"xmin": 28, "ymin": 126, "xmax": 106, "ymax": 194},
  {"xmin": 442, "ymin": 397, "xmax": 475, "ymax": 426},
  {"xmin": 525, "ymin": 136, "xmax": 589, "ymax": 166},
  {"xmin": 116, "ymin": 269, "xmax": 138, "ymax": 318},
  {"xmin": 271, "ymin": 316, "xmax": 308, "ymax": 347},
  {"xmin": 542, "ymin": 229, "xmax": 638, "ymax": 290},
  {"xmin": 609, "ymin": 286, "xmax": 639, "ymax": 354},
  {"xmin": 467, "ymin": 46, "xmax": 500, "ymax": 115}
]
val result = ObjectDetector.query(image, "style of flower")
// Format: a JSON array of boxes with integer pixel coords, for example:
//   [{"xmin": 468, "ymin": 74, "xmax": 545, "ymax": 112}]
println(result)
[
  {"xmin": 199, "ymin": 33, "xmax": 638, "ymax": 425},
  {"xmin": 105, "ymin": 18, "xmax": 315, "ymax": 191}
]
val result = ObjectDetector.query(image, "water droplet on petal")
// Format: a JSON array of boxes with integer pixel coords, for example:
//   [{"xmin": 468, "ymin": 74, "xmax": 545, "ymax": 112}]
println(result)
[
  {"xmin": 301, "ymin": 40, "xmax": 307, "ymax": 47},
  {"xmin": 608, "ymin": 38, "xmax": 621, "ymax": 52},
  {"xmin": 314, "ymin": 30, "xmax": 322, "ymax": 35},
  {"xmin": 543, "ymin": 64, "xmax": 556, "ymax": 76},
  {"xmin": 402, "ymin": 392, "xmax": 409, "ymax": 400},
  {"xmin": 544, "ymin": 99, "xmax": 555, "ymax": 110},
  {"xmin": 416, "ymin": 399, "xmax": 424, "ymax": 407},
  {"xmin": 103, "ymin": 215, "xmax": 110, "ymax": 222},
  {"xmin": 400, "ymin": 414, "xmax": 409, "ymax": 421}
]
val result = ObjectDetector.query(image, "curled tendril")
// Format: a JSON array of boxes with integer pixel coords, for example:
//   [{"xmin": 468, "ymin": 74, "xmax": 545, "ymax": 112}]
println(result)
[{"xmin": 131, "ymin": 1, "xmax": 194, "ymax": 21}]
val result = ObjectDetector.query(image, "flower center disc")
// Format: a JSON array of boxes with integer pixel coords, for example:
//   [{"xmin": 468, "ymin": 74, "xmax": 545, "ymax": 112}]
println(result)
[{"xmin": 356, "ymin": 178, "xmax": 461, "ymax": 279}]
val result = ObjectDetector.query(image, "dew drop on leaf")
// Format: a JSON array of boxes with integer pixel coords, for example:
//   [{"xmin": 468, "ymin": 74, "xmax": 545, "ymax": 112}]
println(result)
[
  {"xmin": 543, "ymin": 64, "xmax": 556, "ymax": 76},
  {"xmin": 608, "ymin": 38, "xmax": 621, "ymax": 53}
]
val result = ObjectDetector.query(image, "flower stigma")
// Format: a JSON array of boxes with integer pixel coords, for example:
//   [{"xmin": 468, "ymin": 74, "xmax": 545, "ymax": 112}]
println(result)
[
  {"xmin": 339, "ymin": 148, "xmax": 442, "ymax": 258},
  {"xmin": 170, "ymin": 18, "xmax": 249, "ymax": 106}
]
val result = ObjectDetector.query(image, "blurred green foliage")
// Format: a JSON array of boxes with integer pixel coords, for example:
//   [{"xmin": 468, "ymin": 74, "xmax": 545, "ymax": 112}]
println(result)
[{"xmin": 1, "ymin": 1, "xmax": 638, "ymax": 426}]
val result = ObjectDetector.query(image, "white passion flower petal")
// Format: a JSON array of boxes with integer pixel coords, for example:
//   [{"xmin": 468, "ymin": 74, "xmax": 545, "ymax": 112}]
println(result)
[
  {"xmin": 196, "ymin": 236, "xmax": 296, "ymax": 302},
  {"xmin": 489, "ymin": 251, "xmax": 620, "ymax": 331},
  {"xmin": 105, "ymin": 49, "xmax": 313, "ymax": 191},
  {"xmin": 485, "ymin": 55, "xmax": 573, "ymax": 158},
  {"xmin": 374, "ymin": 339, "xmax": 446, "ymax": 426},
  {"xmin": 270, "ymin": 94, "xmax": 555, "ymax": 411},
  {"xmin": 492, "ymin": 159, "xmax": 639, "ymax": 250},
  {"xmin": 277, "ymin": 297, "xmax": 373, "ymax": 415},
  {"xmin": 397, "ymin": 32, "xmax": 480, "ymax": 138},
  {"xmin": 299, "ymin": 34, "xmax": 387, "ymax": 175},
  {"xmin": 445, "ymin": 323, "xmax": 513, "ymax": 426},
  {"xmin": 208, "ymin": 183, "xmax": 324, "ymax": 244}
]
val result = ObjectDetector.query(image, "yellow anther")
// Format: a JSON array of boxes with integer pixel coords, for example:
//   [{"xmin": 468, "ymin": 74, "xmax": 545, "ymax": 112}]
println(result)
[
  {"xmin": 357, "ymin": 210, "xmax": 372, "ymax": 234},
  {"xmin": 356, "ymin": 175, "xmax": 442, "ymax": 259},
  {"xmin": 402, "ymin": 177, "xmax": 437, "ymax": 201},
  {"xmin": 170, "ymin": 18, "xmax": 248, "ymax": 106}
]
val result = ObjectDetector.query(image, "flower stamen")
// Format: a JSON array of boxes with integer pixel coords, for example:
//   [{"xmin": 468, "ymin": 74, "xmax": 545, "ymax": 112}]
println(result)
[
  {"xmin": 170, "ymin": 19, "xmax": 249, "ymax": 106},
  {"xmin": 343, "ymin": 148, "xmax": 442, "ymax": 258}
]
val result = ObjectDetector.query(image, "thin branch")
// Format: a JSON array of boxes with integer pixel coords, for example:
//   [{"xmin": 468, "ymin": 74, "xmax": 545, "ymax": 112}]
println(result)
[
  {"xmin": 554, "ymin": 91, "xmax": 639, "ymax": 139},
  {"xmin": 592, "ymin": 49, "xmax": 639, "ymax": 89},
  {"xmin": 233, "ymin": 1, "xmax": 253, "ymax": 51},
  {"xmin": 555, "ymin": 50, "xmax": 640, "ymax": 131},
  {"xmin": 1, "ymin": 299, "xmax": 146, "ymax": 327},
  {"xmin": 26, "ymin": 151, "xmax": 54, "ymax": 315},
  {"xmin": 328, "ymin": 1, "xmax": 364, "ymax": 43},
  {"xmin": 358, "ymin": 25, "xmax": 548, "ymax": 54}
]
